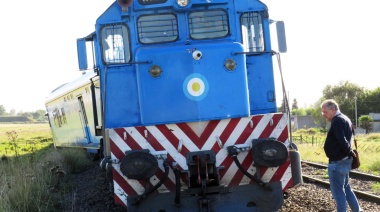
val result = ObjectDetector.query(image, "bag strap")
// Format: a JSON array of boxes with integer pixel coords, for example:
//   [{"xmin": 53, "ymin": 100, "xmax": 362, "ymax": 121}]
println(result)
[{"xmin": 351, "ymin": 125, "xmax": 358, "ymax": 150}]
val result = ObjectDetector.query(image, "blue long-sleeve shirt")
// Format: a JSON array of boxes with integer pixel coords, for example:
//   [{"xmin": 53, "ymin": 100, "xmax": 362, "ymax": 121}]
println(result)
[{"xmin": 324, "ymin": 113, "xmax": 353, "ymax": 162}]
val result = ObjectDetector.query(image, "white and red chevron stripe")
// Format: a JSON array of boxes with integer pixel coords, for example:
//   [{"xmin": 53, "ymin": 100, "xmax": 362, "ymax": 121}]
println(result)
[{"xmin": 108, "ymin": 113, "xmax": 293, "ymax": 207}]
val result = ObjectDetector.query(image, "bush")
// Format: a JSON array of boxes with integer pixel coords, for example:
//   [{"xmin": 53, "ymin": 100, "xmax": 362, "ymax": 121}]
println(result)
[{"xmin": 60, "ymin": 148, "xmax": 93, "ymax": 174}]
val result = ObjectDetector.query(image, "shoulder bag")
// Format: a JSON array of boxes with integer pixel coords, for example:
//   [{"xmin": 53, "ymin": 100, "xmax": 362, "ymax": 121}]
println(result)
[{"xmin": 351, "ymin": 126, "xmax": 360, "ymax": 169}]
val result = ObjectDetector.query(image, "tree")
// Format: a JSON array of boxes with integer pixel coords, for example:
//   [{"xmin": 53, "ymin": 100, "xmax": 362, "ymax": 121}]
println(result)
[
  {"xmin": 292, "ymin": 99, "xmax": 298, "ymax": 110},
  {"xmin": 32, "ymin": 110, "xmax": 47, "ymax": 122},
  {"xmin": 310, "ymin": 107, "xmax": 327, "ymax": 130},
  {"xmin": 0, "ymin": 105, "xmax": 6, "ymax": 116},
  {"xmin": 17, "ymin": 111, "xmax": 33, "ymax": 119},
  {"xmin": 9, "ymin": 109, "xmax": 16, "ymax": 116},
  {"xmin": 322, "ymin": 81, "xmax": 365, "ymax": 124},
  {"xmin": 358, "ymin": 115, "xmax": 373, "ymax": 134},
  {"xmin": 291, "ymin": 108, "xmax": 306, "ymax": 116},
  {"xmin": 360, "ymin": 87, "xmax": 380, "ymax": 114}
]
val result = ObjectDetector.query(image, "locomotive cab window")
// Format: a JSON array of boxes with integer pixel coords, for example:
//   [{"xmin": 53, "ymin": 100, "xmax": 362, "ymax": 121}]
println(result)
[
  {"xmin": 241, "ymin": 12, "xmax": 265, "ymax": 52},
  {"xmin": 188, "ymin": 9, "xmax": 229, "ymax": 40},
  {"xmin": 101, "ymin": 23, "xmax": 131, "ymax": 64}
]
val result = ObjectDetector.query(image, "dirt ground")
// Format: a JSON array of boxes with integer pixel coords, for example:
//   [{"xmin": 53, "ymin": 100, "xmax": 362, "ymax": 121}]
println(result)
[
  {"xmin": 61, "ymin": 160, "xmax": 125, "ymax": 212},
  {"xmin": 65, "ymin": 160, "xmax": 379, "ymax": 212}
]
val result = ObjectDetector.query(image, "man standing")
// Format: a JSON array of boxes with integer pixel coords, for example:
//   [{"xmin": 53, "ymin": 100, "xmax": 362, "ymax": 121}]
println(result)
[{"xmin": 321, "ymin": 99, "xmax": 362, "ymax": 212}]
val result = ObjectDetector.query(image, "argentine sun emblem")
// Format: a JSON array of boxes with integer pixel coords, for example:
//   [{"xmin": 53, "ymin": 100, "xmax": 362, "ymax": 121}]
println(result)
[{"xmin": 183, "ymin": 73, "xmax": 209, "ymax": 101}]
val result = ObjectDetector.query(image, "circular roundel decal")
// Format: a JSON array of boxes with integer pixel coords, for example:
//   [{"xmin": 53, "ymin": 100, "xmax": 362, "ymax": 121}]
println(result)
[{"xmin": 183, "ymin": 73, "xmax": 209, "ymax": 101}]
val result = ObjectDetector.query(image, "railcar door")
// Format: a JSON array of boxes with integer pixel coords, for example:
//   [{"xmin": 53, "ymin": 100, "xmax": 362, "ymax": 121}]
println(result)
[{"xmin": 78, "ymin": 96, "xmax": 92, "ymax": 143}]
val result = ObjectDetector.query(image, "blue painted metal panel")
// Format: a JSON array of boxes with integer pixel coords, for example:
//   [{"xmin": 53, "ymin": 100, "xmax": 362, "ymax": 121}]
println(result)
[
  {"xmin": 135, "ymin": 42, "xmax": 249, "ymax": 125},
  {"xmin": 246, "ymin": 53, "xmax": 277, "ymax": 114},
  {"xmin": 105, "ymin": 67, "xmax": 141, "ymax": 128},
  {"xmin": 84, "ymin": 125, "xmax": 92, "ymax": 143}
]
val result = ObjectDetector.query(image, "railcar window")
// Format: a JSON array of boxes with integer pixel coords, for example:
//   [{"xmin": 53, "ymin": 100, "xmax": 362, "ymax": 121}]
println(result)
[
  {"xmin": 188, "ymin": 9, "xmax": 229, "ymax": 40},
  {"xmin": 137, "ymin": 13, "xmax": 178, "ymax": 44},
  {"xmin": 101, "ymin": 23, "xmax": 130, "ymax": 64},
  {"xmin": 241, "ymin": 12, "xmax": 265, "ymax": 52},
  {"xmin": 53, "ymin": 108, "xmax": 62, "ymax": 127},
  {"xmin": 61, "ymin": 108, "xmax": 67, "ymax": 124}
]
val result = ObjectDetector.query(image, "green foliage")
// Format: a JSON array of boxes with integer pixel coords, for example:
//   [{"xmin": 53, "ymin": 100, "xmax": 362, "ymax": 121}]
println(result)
[
  {"xmin": 32, "ymin": 110, "xmax": 47, "ymax": 121},
  {"xmin": 6, "ymin": 131, "xmax": 20, "ymax": 156},
  {"xmin": 369, "ymin": 160, "xmax": 380, "ymax": 173},
  {"xmin": 362, "ymin": 133, "xmax": 380, "ymax": 142},
  {"xmin": 0, "ymin": 105, "xmax": 5, "ymax": 116},
  {"xmin": 0, "ymin": 153, "xmax": 57, "ymax": 211},
  {"xmin": 0, "ymin": 124, "xmax": 52, "ymax": 157},
  {"xmin": 0, "ymin": 123, "xmax": 94, "ymax": 211},
  {"xmin": 292, "ymin": 98, "xmax": 298, "ymax": 110},
  {"xmin": 372, "ymin": 182, "xmax": 380, "ymax": 194},
  {"xmin": 359, "ymin": 115, "xmax": 374, "ymax": 134},
  {"xmin": 0, "ymin": 105, "xmax": 47, "ymax": 122},
  {"xmin": 293, "ymin": 127, "xmax": 326, "ymax": 135},
  {"xmin": 289, "ymin": 81, "xmax": 380, "ymax": 129},
  {"xmin": 291, "ymin": 107, "xmax": 318, "ymax": 116},
  {"xmin": 294, "ymin": 128, "xmax": 318, "ymax": 135},
  {"xmin": 308, "ymin": 107, "xmax": 327, "ymax": 130},
  {"xmin": 304, "ymin": 108, "xmax": 313, "ymax": 115},
  {"xmin": 314, "ymin": 168, "xmax": 328, "ymax": 179},
  {"xmin": 291, "ymin": 108, "xmax": 306, "ymax": 116},
  {"xmin": 322, "ymin": 81, "xmax": 365, "ymax": 114},
  {"xmin": 360, "ymin": 87, "xmax": 380, "ymax": 114},
  {"xmin": 60, "ymin": 148, "xmax": 93, "ymax": 173},
  {"xmin": 295, "ymin": 131, "xmax": 380, "ymax": 174}
]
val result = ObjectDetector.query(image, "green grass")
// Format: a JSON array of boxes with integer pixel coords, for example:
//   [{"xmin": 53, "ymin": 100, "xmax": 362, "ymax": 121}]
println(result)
[
  {"xmin": 0, "ymin": 123, "xmax": 93, "ymax": 211},
  {"xmin": 0, "ymin": 123, "xmax": 52, "ymax": 157},
  {"xmin": 293, "ymin": 130, "xmax": 380, "ymax": 175},
  {"xmin": 0, "ymin": 153, "xmax": 57, "ymax": 211},
  {"xmin": 372, "ymin": 182, "xmax": 380, "ymax": 193}
]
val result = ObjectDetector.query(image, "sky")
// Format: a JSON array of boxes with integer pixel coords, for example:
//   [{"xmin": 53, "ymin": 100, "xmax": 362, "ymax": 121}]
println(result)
[{"xmin": 0, "ymin": 0, "xmax": 379, "ymax": 113}]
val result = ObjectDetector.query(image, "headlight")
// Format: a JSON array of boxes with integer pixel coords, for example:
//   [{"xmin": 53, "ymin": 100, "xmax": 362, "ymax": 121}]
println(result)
[
  {"xmin": 149, "ymin": 65, "xmax": 162, "ymax": 78},
  {"xmin": 224, "ymin": 58, "xmax": 236, "ymax": 71},
  {"xmin": 177, "ymin": 0, "xmax": 189, "ymax": 7}
]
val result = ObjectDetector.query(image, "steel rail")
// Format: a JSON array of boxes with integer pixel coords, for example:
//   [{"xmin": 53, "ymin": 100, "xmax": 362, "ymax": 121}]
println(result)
[
  {"xmin": 301, "ymin": 160, "xmax": 380, "ymax": 182},
  {"xmin": 302, "ymin": 175, "xmax": 380, "ymax": 204}
]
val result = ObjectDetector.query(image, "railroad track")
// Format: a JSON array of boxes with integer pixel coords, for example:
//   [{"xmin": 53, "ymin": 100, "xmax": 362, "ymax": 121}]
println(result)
[
  {"xmin": 302, "ymin": 160, "xmax": 380, "ymax": 181},
  {"xmin": 301, "ymin": 160, "xmax": 380, "ymax": 204}
]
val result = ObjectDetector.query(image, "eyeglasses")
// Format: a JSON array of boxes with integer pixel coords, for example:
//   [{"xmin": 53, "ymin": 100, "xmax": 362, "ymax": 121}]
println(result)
[{"xmin": 321, "ymin": 108, "xmax": 332, "ymax": 115}]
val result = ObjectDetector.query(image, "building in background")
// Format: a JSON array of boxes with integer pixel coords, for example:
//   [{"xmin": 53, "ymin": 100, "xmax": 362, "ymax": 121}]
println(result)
[{"xmin": 292, "ymin": 115, "xmax": 317, "ymax": 131}]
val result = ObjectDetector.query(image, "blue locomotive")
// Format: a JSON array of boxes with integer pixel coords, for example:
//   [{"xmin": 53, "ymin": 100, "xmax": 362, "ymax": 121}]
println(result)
[{"xmin": 45, "ymin": 0, "xmax": 302, "ymax": 211}]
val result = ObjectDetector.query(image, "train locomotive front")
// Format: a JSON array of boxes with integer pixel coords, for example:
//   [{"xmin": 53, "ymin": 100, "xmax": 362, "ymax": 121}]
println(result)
[{"xmin": 48, "ymin": 0, "xmax": 304, "ymax": 211}]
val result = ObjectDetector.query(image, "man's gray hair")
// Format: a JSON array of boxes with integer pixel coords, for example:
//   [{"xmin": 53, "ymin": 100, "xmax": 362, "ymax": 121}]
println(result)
[{"xmin": 321, "ymin": 99, "xmax": 340, "ymax": 110}]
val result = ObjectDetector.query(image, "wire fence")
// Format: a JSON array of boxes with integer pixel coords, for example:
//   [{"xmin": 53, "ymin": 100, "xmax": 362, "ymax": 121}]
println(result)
[{"xmin": 292, "ymin": 135, "xmax": 380, "ymax": 153}]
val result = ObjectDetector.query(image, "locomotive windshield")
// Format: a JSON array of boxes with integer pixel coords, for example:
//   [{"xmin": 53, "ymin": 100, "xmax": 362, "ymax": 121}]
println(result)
[
  {"xmin": 188, "ymin": 9, "xmax": 229, "ymax": 39},
  {"xmin": 137, "ymin": 13, "xmax": 178, "ymax": 44}
]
